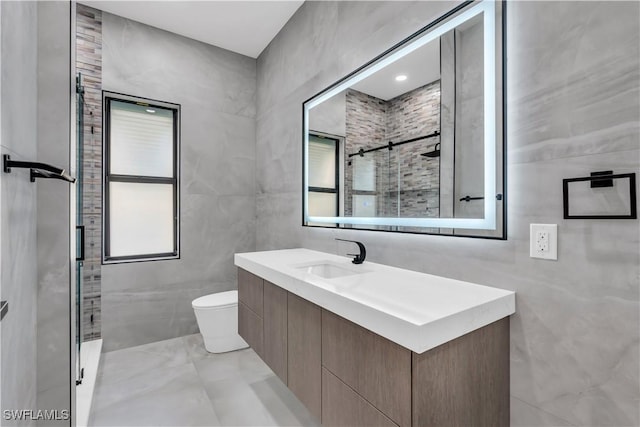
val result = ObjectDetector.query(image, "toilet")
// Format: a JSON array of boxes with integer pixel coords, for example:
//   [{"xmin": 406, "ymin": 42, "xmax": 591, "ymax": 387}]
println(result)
[{"xmin": 192, "ymin": 290, "xmax": 248, "ymax": 353}]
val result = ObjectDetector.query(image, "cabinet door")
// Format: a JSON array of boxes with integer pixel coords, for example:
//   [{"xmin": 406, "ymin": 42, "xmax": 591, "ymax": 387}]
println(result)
[
  {"xmin": 287, "ymin": 293, "xmax": 322, "ymax": 421},
  {"xmin": 238, "ymin": 301, "xmax": 263, "ymax": 357},
  {"xmin": 412, "ymin": 317, "xmax": 510, "ymax": 427},
  {"xmin": 322, "ymin": 309, "xmax": 411, "ymax": 427},
  {"xmin": 322, "ymin": 367, "xmax": 397, "ymax": 427},
  {"xmin": 263, "ymin": 280, "xmax": 288, "ymax": 383},
  {"xmin": 237, "ymin": 268, "xmax": 263, "ymax": 317}
]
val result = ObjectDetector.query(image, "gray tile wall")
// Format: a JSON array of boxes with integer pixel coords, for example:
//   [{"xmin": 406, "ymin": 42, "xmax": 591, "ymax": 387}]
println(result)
[
  {"xmin": 344, "ymin": 89, "xmax": 387, "ymax": 217},
  {"xmin": 255, "ymin": 1, "xmax": 639, "ymax": 426},
  {"xmin": 384, "ymin": 82, "xmax": 441, "ymax": 218},
  {"xmin": 35, "ymin": 2, "xmax": 73, "ymax": 423},
  {"xmin": 453, "ymin": 18, "xmax": 485, "ymax": 220},
  {"xmin": 0, "ymin": 2, "xmax": 38, "ymax": 424},
  {"xmin": 100, "ymin": 13, "xmax": 257, "ymax": 351},
  {"xmin": 439, "ymin": 31, "xmax": 455, "ymax": 222}
]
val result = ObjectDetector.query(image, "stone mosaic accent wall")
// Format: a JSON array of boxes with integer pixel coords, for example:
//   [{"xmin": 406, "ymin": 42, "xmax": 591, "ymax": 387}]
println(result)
[
  {"xmin": 344, "ymin": 89, "xmax": 386, "ymax": 218},
  {"xmin": 344, "ymin": 81, "xmax": 441, "ymax": 224},
  {"xmin": 76, "ymin": 4, "xmax": 102, "ymax": 341}
]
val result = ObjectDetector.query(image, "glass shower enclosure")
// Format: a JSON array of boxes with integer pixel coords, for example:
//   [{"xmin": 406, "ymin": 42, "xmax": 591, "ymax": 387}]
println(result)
[{"xmin": 347, "ymin": 134, "xmax": 441, "ymax": 233}]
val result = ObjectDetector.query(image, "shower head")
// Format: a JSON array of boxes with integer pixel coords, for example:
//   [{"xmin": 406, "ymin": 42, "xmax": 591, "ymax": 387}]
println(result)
[{"xmin": 421, "ymin": 143, "xmax": 440, "ymax": 158}]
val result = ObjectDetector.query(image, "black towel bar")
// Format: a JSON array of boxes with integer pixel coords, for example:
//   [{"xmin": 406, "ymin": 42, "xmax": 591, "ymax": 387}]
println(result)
[{"xmin": 3, "ymin": 154, "xmax": 76, "ymax": 183}]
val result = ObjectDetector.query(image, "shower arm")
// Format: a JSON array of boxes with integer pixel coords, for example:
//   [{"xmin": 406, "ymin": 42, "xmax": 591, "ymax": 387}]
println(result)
[{"xmin": 3, "ymin": 154, "xmax": 76, "ymax": 183}]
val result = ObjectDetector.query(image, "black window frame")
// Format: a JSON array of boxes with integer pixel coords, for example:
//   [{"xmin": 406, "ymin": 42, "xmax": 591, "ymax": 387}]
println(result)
[
  {"xmin": 102, "ymin": 91, "xmax": 181, "ymax": 264},
  {"xmin": 307, "ymin": 133, "xmax": 340, "ymax": 221}
]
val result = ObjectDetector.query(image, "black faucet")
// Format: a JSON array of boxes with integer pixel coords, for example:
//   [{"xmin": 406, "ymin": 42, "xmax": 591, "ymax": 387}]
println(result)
[{"xmin": 335, "ymin": 238, "xmax": 366, "ymax": 264}]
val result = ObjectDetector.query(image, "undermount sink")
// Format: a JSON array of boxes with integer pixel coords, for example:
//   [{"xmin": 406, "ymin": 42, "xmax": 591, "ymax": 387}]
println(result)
[{"xmin": 296, "ymin": 262, "xmax": 363, "ymax": 279}]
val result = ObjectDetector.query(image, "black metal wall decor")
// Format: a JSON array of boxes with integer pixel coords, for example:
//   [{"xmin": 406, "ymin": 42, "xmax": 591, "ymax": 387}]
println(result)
[{"xmin": 563, "ymin": 171, "xmax": 637, "ymax": 219}]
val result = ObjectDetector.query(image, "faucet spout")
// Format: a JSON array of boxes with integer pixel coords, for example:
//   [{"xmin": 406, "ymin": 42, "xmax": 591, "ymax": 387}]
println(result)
[{"xmin": 335, "ymin": 238, "xmax": 366, "ymax": 264}]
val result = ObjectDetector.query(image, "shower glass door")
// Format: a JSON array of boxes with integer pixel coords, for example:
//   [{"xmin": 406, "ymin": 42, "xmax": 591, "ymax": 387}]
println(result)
[{"xmin": 75, "ymin": 73, "xmax": 85, "ymax": 385}]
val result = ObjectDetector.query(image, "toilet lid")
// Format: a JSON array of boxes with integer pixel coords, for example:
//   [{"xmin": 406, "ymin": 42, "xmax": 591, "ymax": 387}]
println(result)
[{"xmin": 192, "ymin": 290, "xmax": 238, "ymax": 309}]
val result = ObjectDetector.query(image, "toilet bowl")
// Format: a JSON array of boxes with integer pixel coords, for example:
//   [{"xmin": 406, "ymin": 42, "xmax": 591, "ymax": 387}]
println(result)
[{"xmin": 192, "ymin": 290, "xmax": 248, "ymax": 353}]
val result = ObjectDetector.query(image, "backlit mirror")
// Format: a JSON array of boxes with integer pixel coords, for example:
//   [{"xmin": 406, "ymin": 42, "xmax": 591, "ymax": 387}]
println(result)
[{"xmin": 303, "ymin": 0, "xmax": 505, "ymax": 238}]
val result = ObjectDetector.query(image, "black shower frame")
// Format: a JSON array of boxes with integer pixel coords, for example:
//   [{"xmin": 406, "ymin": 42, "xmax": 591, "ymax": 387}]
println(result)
[
  {"xmin": 301, "ymin": 0, "xmax": 507, "ymax": 240},
  {"xmin": 346, "ymin": 131, "xmax": 440, "ymax": 159}
]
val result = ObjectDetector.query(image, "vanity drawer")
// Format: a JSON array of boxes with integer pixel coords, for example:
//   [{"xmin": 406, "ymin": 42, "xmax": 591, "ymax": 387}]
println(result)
[
  {"xmin": 322, "ymin": 367, "xmax": 397, "ymax": 427},
  {"xmin": 238, "ymin": 268, "xmax": 263, "ymax": 317},
  {"xmin": 322, "ymin": 309, "xmax": 411, "ymax": 427},
  {"xmin": 238, "ymin": 301, "xmax": 263, "ymax": 357}
]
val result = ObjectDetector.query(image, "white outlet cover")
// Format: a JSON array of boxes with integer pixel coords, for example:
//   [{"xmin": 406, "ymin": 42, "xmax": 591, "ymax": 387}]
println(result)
[{"xmin": 530, "ymin": 224, "xmax": 558, "ymax": 260}]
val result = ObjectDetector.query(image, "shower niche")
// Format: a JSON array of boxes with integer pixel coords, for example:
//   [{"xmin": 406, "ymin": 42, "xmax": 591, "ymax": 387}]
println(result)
[{"xmin": 303, "ymin": 0, "xmax": 505, "ymax": 238}]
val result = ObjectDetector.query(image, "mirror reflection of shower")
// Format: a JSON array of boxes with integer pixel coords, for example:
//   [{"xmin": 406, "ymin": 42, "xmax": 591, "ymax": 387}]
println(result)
[{"xmin": 306, "ymin": 12, "xmax": 493, "ymax": 235}]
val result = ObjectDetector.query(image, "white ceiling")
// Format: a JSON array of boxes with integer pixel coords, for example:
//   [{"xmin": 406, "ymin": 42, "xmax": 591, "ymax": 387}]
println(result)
[
  {"xmin": 351, "ymin": 38, "xmax": 440, "ymax": 101},
  {"xmin": 79, "ymin": 1, "xmax": 304, "ymax": 58}
]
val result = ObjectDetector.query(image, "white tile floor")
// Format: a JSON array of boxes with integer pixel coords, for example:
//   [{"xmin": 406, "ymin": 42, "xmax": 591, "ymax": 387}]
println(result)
[{"xmin": 90, "ymin": 334, "xmax": 320, "ymax": 427}]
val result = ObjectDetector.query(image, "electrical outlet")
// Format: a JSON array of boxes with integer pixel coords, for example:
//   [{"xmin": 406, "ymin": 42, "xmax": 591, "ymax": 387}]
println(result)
[
  {"xmin": 536, "ymin": 230, "xmax": 549, "ymax": 253},
  {"xmin": 530, "ymin": 224, "xmax": 557, "ymax": 260}
]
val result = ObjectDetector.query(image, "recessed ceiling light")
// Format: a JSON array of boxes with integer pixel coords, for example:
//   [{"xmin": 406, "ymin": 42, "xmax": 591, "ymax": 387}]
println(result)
[
  {"xmin": 146, "ymin": 108, "xmax": 156, "ymax": 114},
  {"xmin": 395, "ymin": 75, "xmax": 407, "ymax": 82}
]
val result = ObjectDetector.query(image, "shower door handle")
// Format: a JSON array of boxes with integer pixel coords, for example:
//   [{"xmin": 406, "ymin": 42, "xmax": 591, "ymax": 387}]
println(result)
[
  {"xmin": 76, "ymin": 225, "xmax": 85, "ymax": 261},
  {"xmin": 459, "ymin": 195, "xmax": 484, "ymax": 202}
]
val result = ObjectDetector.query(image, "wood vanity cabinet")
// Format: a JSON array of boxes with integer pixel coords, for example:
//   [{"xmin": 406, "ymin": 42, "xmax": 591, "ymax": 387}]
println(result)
[
  {"xmin": 322, "ymin": 309, "xmax": 411, "ymax": 427},
  {"xmin": 411, "ymin": 317, "xmax": 510, "ymax": 427},
  {"xmin": 238, "ymin": 268, "xmax": 263, "ymax": 316},
  {"xmin": 237, "ymin": 269, "xmax": 263, "ymax": 357},
  {"xmin": 287, "ymin": 293, "xmax": 322, "ymax": 421},
  {"xmin": 263, "ymin": 280, "xmax": 288, "ymax": 383},
  {"xmin": 237, "ymin": 268, "xmax": 510, "ymax": 427},
  {"xmin": 322, "ymin": 367, "xmax": 396, "ymax": 427}
]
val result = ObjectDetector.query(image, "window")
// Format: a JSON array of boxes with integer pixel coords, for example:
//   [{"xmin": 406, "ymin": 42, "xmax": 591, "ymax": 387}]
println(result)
[
  {"xmin": 307, "ymin": 134, "xmax": 339, "ymax": 224},
  {"xmin": 103, "ymin": 92, "xmax": 180, "ymax": 263}
]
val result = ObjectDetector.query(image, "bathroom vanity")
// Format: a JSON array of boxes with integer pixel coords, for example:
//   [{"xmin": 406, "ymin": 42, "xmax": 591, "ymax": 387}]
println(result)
[{"xmin": 235, "ymin": 249, "xmax": 515, "ymax": 427}]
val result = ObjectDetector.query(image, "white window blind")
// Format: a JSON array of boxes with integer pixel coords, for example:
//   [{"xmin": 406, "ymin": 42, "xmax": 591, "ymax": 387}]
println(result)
[
  {"xmin": 110, "ymin": 101, "xmax": 174, "ymax": 177},
  {"xmin": 308, "ymin": 136, "xmax": 336, "ymax": 188}
]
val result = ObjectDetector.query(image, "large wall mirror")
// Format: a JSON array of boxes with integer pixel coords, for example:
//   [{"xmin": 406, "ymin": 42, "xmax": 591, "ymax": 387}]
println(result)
[{"xmin": 303, "ymin": 0, "xmax": 505, "ymax": 238}]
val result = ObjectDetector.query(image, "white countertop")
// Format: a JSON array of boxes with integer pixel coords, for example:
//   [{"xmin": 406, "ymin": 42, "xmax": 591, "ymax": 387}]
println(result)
[{"xmin": 235, "ymin": 248, "xmax": 515, "ymax": 354}]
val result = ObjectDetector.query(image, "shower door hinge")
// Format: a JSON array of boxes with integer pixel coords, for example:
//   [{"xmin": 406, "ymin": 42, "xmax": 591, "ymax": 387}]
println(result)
[{"xmin": 75, "ymin": 368, "xmax": 84, "ymax": 386}]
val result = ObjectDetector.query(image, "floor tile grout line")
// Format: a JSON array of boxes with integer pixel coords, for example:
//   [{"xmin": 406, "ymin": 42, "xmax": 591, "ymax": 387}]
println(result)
[
  {"xmin": 181, "ymin": 335, "xmax": 224, "ymax": 424},
  {"xmin": 91, "ymin": 336, "xmax": 220, "ymax": 427}
]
